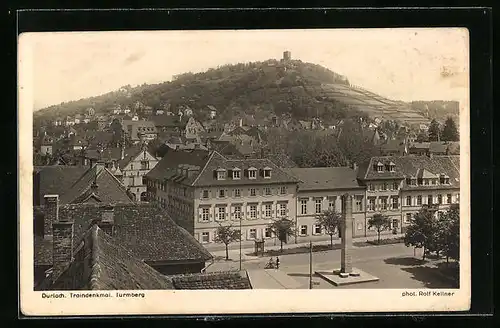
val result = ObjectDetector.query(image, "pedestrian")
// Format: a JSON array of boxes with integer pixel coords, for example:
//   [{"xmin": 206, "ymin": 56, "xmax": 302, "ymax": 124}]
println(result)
[{"xmin": 276, "ymin": 256, "xmax": 280, "ymax": 269}]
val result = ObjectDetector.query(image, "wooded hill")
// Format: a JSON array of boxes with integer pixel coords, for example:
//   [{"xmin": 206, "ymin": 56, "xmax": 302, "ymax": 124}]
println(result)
[{"xmin": 34, "ymin": 58, "xmax": 447, "ymax": 125}]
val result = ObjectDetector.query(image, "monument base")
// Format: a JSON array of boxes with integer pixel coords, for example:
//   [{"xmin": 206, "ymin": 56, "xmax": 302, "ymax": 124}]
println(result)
[{"xmin": 315, "ymin": 267, "xmax": 379, "ymax": 286}]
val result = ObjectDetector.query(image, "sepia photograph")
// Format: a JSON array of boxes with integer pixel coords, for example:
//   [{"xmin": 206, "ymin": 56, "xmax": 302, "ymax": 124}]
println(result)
[{"xmin": 19, "ymin": 27, "xmax": 470, "ymax": 315}]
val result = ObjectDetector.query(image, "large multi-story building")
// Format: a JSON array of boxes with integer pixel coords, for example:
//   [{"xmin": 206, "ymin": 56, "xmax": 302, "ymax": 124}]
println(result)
[
  {"xmin": 145, "ymin": 150, "xmax": 300, "ymax": 245},
  {"xmin": 357, "ymin": 155, "xmax": 460, "ymax": 235},
  {"xmin": 284, "ymin": 167, "xmax": 366, "ymax": 240}
]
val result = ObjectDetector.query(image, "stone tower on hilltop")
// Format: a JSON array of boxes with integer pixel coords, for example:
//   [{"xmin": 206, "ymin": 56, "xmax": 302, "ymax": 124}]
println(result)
[{"xmin": 283, "ymin": 50, "xmax": 291, "ymax": 61}]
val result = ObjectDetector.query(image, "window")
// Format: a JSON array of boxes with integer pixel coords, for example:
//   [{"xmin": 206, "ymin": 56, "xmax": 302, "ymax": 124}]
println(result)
[
  {"xmin": 250, "ymin": 188, "xmax": 256, "ymax": 197},
  {"xmin": 456, "ymin": 193, "xmax": 460, "ymax": 203},
  {"xmin": 202, "ymin": 208, "xmax": 210, "ymax": 222},
  {"xmin": 234, "ymin": 189, "xmax": 241, "ymax": 198},
  {"xmin": 249, "ymin": 229, "xmax": 257, "ymax": 239},
  {"xmin": 417, "ymin": 195, "xmax": 422, "ymax": 206},
  {"xmin": 368, "ymin": 184, "xmax": 375, "ymax": 191},
  {"xmin": 377, "ymin": 163, "xmax": 384, "ymax": 172},
  {"xmin": 424, "ymin": 179, "xmax": 429, "ymax": 185},
  {"xmin": 248, "ymin": 169, "xmax": 257, "ymax": 179},
  {"xmin": 328, "ymin": 196, "xmax": 336, "ymax": 210},
  {"xmin": 368, "ymin": 198, "xmax": 376, "ymax": 211},
  {"xmin": 315, "ymin": 198, "xmax": 322, "ymax": 214},
  {"xmin": 447, "ymin": 194, "xmax": 452, "ymax": 204},
  {"xmin": 234, "ymin": 206, "xmax": 241, "ymax": 220},
  {"xmin": 280, "ymin": 203, "xmax": 287, "ymax": 217},
  {"xmin": 432, "ymin": 179, "xmax": 437, "ymax": 185},
  {"xmin": 131, "ymin": 164, "xmax": 134, "ymax": 170},
  {"xmin": 404, "ymin": 213, "xmax": 412, "ymax": 224},
  {"xmin": 417, "ymin": 178, "xmax": 423, "ymax": 185},
  {"xmin": 280, "ymin": 186, "xmax": 287, "ymax": 195},
  {"xmin": 438, "ymin": 194, "xmax": 443, "ymax": 204},
  {"xmin": 250, "ymin": 205, "xmax": 257, "ymax": 218},
  {"xmin": 381, "ymin": 183, "xmax": 387, "ymax": 191},
  {"xmin": 393, "ymin": 182, "xmax": 399, "ymax": 190},
  {"xmin": 264, "ymin": 187, "xmax": 271, "ymax": 195},
  {"xmin": 300, "ymin": 199, "xmax": 308, "ymax": 215},
  {"xmin": 300, "ymin": 225, "xmax": 308, "ymax": 236},
  {"xmin": 405, "ymin": 177, "xmax": 411, "ymax": 185},
  {"xmin": 355, "ymin": 196, "xmax": 363, "ymax": 212},
  {"xmin": 406, "ymin": 196, "xmax": 412, "ymax": 206},
  {"xmin": 314, "ymin": 224, "xmax": 322, "ymax": 235},
  {"xmin": 265, "ymin": 228, "xmax": 272, "ymax": 238},
  {"xmin": 232, "ymin": 170, "xmax": 241, "ymax": 179},
  {"xmin": 265, "ymin": 204, "xmax": 272, "ymax": 218},
  {"xmin": 201, "ymin": 232, "xmax": 210, "ymax": 243},
  {"xmin": 263, "ymin": 168, "xmax": 272, "ymax": 178},
  {"xmin": 380, "ymin": 198, "xmax": 388, "ymax": 210},
  {"xmin": 217, "ymin": 170, "xmax": 226, "ymax": 180},
  {"xmin": 392, "ymin": 197, "xmax": 399, "ymax": 210},
  {"xmin": 218, "ymin": 189, "xmax": 225, "ymax": 198},
  {"xmin": 389, "ymin": 163, "xmax": 395, "ymax": 172},
  {"xmin": 427, "ymin": 195, "xmax": 433, "ymax": 205},
  {"xmin": 218, "ymin": 207, "xmax": 226, "ymax": 221}
]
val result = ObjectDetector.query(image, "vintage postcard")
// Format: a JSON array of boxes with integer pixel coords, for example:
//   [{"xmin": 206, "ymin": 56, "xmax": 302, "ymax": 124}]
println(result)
[{"xmin": 19, "ymin": 28, "xmax": 470, "ymax": 316}]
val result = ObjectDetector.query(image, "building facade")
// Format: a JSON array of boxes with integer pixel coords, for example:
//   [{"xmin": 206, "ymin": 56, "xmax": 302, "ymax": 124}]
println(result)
[
  {"xmin": 358, "ymin": 155, "xmax": 460, "ymax": 235},
  {"xmin": 285, "ymin": 167, "xmax": 367, "ymax": 240},
  {"xmin": 146, "ymin": 151, "xmax": 300, "ymax": 245}
]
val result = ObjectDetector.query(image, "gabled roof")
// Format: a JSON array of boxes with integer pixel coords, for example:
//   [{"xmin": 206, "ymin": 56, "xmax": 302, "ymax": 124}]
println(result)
[
  {"xmin": 59, "ymin": 165, "xmax": 133, "ymax": 204},
  {"xmin": 358, "ymin": 156, "xmax": 460, "ymax": 188},
  {"xmin": 284, "ymin": 167, "xmax": 364, "ymax": 191},
  {"xmin": 34, "ymin": 166, "xmax": 91, "ymax": 205},
  {"xmin": 48, "ymin": 225, "xmax": 175, "ymax": 290},
  {"xmin": 34, "ymin": 202, "xmax": 213, "ymax": 266}
]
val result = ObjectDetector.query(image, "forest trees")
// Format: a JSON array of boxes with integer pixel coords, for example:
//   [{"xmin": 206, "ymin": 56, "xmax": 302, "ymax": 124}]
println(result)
[
  {"xmin": 441, "ymin": 116, "xmax": 459, "ymax": 141},
  {"xmin": 428, "ymin": 119, "xmax": 441, "ymax": 142}
]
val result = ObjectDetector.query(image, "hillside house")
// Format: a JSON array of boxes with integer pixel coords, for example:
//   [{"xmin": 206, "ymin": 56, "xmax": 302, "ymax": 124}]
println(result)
[
  {"xmin": 185, "ymin": 117, "xmax": 206, "ymax": 140},
  {"xmin": 122, "ymin": 120, "xmax": 158, "ymax": 144}
]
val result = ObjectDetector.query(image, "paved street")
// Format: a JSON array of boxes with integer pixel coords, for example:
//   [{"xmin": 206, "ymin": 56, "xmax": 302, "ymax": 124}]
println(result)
[{"xmin": 207, "ymin": 243, "xmax": 456, "ymax": 289}]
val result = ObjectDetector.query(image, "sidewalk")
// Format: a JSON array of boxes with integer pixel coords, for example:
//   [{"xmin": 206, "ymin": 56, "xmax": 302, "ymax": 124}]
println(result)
[{"xmin": 209, "ymin": 233, "xmax": 404, "ymax": 260}]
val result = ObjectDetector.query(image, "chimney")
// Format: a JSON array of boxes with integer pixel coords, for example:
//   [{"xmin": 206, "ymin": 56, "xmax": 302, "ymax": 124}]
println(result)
[
  {"xmin": 120, "ymin": 144, "xmax": 125, "ymax": 160},
  {"xmin": 351, "ymin": 162, "xmax": 358, "ymax": 171},
  {"xmin": 239, "ymin": 118, "xmax": 243, "ymax": 127},
  {"xmin": 43, "ymin": 195, "xmax": 59, "ymax": 237},
  {"xmin": 99, "ymin": 207, "xmax": 115, "ymax": 236},
  {"xmin": 52, "ymin": 220, "xmax": 74, "ymax": 282}
]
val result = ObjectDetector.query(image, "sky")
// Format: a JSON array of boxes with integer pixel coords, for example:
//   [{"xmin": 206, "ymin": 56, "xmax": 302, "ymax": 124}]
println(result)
[{"xmin": 20, "ymin": 28, "xmax": 469, "ymax": 111}]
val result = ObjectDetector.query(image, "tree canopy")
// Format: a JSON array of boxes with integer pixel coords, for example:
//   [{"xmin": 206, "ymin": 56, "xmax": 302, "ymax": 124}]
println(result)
[
  {"xmin": 428, "ymin": 119, "xmax": 441, "ymax": 142},
  {"xmin": 267, "ymin": 218, "xmax": 295, "ymax": 252},
  {"xmin": 315, "ymin": 209, "xmax": 342, "ymax": 248},
  {"xmin": 441, "ymin": 116, "xmax": 459, "ymax": 141}
]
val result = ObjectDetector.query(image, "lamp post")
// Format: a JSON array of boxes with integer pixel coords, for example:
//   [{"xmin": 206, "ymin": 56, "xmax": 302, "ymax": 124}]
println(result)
[{"xmin": 239, "ymin": 212, "xmax": 242, "ymax": 271}]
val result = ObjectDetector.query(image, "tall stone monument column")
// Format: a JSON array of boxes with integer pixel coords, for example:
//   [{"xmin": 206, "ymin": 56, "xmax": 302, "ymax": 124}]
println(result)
[{"xmin": 340, "ymin": 193, "xmax": 353, "ymax": 274}]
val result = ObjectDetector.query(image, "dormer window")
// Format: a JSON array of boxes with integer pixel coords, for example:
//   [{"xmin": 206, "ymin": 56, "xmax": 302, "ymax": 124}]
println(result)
[
  {"xmin": 216, "ymin": 168, "xmax": 226, "ymax": 180},
  {"xmin": 376, "ymin": 162, "xmax": 384, "ymax": 173},
  {"xmin": 263, "ymin": 167, "xmax": 272, "ymax": 179},
  {"xmin": 232, "ymin": 168, "xmax": 241, "ymax": 180},
  {"xmin": 248, "ymin": 167, "xmax": 257, "ymax": 179},
  {"xmin": 388, "ymin": 162, "xmax": 395, "ymax": 172},
  {"xmin": 440, "ymin": 174, "xmax": 450, "ymax": 184}
]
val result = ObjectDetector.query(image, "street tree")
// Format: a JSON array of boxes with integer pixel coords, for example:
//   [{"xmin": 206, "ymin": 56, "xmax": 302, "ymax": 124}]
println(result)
[
  {"xmin": 428, "ymin": 119, "xmax": 441, "ymax": 142},
  {"xmin": 315, "ymin": 209, "xmax": 342, "ymax": 249},
  {"xmin": 404, "ymin": 206, "xmax": 437, "ymax": 260},
  {"xmin": 435, "ymin": 204, "xmax": 460, "ymax": 263},
  {"xmin": 267, "ymin": 218, "xmax": 295, "ymax": 252},
  {"xmin": 214, "ymin": 224, "xmax": 241, "ymax": 261},
  {"xmin": 441, "ymin": 117, "xmax": 459, "ymax": 141},
  {"xmin": 416, "ymin": 130, "xmax": 429, "ymax": 143},
  {"xmin": 368, "ymin": 214, "xmax": 392, "ymax": 244}
]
